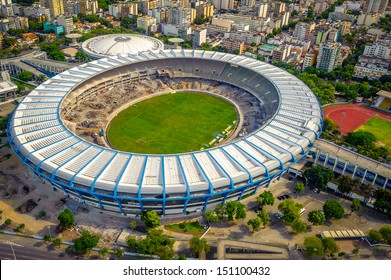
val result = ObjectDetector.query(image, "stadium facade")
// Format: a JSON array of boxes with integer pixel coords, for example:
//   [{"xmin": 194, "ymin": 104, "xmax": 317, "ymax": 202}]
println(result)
[{"xmin": 7, "ymin": 50, "xmax": 323, "ymax": 217}]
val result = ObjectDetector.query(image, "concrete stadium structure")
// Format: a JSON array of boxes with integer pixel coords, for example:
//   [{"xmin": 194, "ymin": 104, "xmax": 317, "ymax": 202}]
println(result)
[
  {"xmin": 81, "ymin": 34, "xmax": 164, "ymax": 59},
  {"xmin": 7, "ymin": 50, "xmax": 323, "ymax": 217}
]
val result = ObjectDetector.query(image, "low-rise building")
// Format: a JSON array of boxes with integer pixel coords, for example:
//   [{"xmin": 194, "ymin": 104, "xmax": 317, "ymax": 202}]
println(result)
[{"xmin": 221, "ymin": 39, "xmax": 245, "ymax": 54}]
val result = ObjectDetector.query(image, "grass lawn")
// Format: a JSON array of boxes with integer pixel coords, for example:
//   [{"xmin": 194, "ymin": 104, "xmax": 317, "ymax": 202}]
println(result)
[
  {"xmin": 107, "ymin": 92, "xmax": 237, "ymax": 154},
  {"xmin": 355, "ymin": 117, "xmax": 391, "ymax": 149},
  {"xmin": 11, "ymin": 78, "xmax": 36, "ymax": 90},
  {"xmin": 164, "ymin": 221, "xmax": 205, "ymax": 234}
]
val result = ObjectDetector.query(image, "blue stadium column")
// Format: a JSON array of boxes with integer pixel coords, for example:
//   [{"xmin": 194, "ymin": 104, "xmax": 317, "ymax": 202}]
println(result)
[
  {"xmin": 176, "ymin": 156, "xmax": 190, "ymax": 214},
  {"xmin": 342, "ymin": 161, "xmax": 349, "ymax": 175},
  {"xmin": 96, "ymin": 196, "xmax": 104, "ymax": 210},
  {"xmin": 191, "ymin": 154, "xmax": 213, "ymax": 212},
  {"xmin": 114, "ymin": 155, "xmax": 133, "ymax": 215},
  {"xmin": 137, "ymin": 156, "xmax": 148, "ymax": 212},
  {"xmin": 332, "ymin": 156, "xmax": 339, "ymax": 171},
  {"xmin": 161, "ymin": 156, "xmax": 166, "ymax": 216},
  {"xmin": 361, "ymin": 170, "xmax": 368, "ymax": 184}
]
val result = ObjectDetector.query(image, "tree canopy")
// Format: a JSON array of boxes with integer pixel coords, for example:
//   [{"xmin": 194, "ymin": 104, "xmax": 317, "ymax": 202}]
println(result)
[
  {"xmin": 323, "ymin": 200, "xmax": 345, "ymax": 219},
  {"xmin": 350, "ymin": 198, "xmax": 362, "ymax": 213},
  {"xmin": 322, "ymin": 237, "xmax": 340, "ymax": 255},
  {"xmin": 294, "ymin": 182, "xmax": 305, "ymax": 193},
  {"xmin": 337, "ymin": 175, "xmax": 354, "ymax": 195},
  {"xmin": 303, "ymin": 236, "xmax": 324, "ymax": 258},
  {"xmin": 16, "ymin": 71, "xmax": 34, "ymax": 82},
  {"xmin": 57, "ymin": 208, "xmax": 75, "ymax": 228},
  {"xmin": 307, "ymin": 210, "xmax": 326, "ymax": 226},
  {"xmin": 257, "ymin": 190, "xmax": 275, "ymax": 206},
  {"xmin": 136, "ymin": 229, "xmax": 175, "ymax": 260},
  {"xmin": 140, "ymin": 210, "xmax": 161, "ymax": 228},
  {"xmin": 374, "ymin": 189, "xmax": 391, "ymax": 216},
  {"xmin": 204, "ymin": 210, "xmax": 219, "ymax": 223},
  {"xmin": 303, "ymin": 164, "xmax": 334, "ymax": 191},
  {"xmin": 278, "ymin": 199, "xmax": 303, "ymax": 224},
  {"xmin": 291, "ymin": 219, "xmax": 307, "ymax": 234},
  {"xmin": 74, "ymin": 230, "xmax": 99, "ymax": 253},
  {"xmin": 189, "ymin": 235, "xmax": 210, "ymax": 256},
  {"xmin": 213, "ymin": 201, "xmax": 247, "ymax": 221},
  {"xmin": 257, "ymin": 209, "xmax": 271, "ymax": 228},
  {"xmin": 247, "ymin": 217, "xmax": 262, "ymax": 232}
]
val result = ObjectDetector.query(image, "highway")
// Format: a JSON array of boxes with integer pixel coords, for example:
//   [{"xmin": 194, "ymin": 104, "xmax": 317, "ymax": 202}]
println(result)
[{"xmin": 0, "ymin": 235, "xmax": 83, "ymax": 260}]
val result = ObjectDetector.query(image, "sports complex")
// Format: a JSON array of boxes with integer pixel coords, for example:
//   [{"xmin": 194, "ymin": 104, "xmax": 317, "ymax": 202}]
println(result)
[{"xmin": 7, "ymin": 50, "xmax": 323, "ymax": 216}]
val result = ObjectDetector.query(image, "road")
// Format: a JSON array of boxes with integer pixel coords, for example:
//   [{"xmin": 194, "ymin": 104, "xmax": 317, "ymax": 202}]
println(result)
[{"xmin": 0, "ymin": 235, "xmax": 83, "ymax": 260}]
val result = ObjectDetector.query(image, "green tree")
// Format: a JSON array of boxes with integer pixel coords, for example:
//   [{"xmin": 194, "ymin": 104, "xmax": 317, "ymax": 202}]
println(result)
[
  {"xmin": 337, "ymin": 175, "xmax": 353, "ymax": 195},
  {"xmin": 322, "ymin": 237, "xmax": 340, "ymax": 255},
  {"xmin": 374, "ymin": 189, "xmax": 391, "ymax": 216},
  {"xmin": 323, "ymin": 200, "xmax": 345, "ymax": 219},
  {"xmin": 52, "ymin": 238, "xmax": 62, "ymax": 248},
  {"xmin": 303, "ymin": 164, "xmax": 334, "ymax": 191},
  {"xmin": 257, "ymin": 190, "xmax": 275, "ymax": 206},
  {"xmin": 74, "ymin": 230, "xmax": 100, "ymax": 253},
  {"xmin": 350, "ymin": 198, "xmax": 362, "ymax": 214},
  {"xmin": 189, "ymin": 235, "xmax": 210, "ymax": 256},
  {"xmin": 126, "ymin": 236, "xmax": 138, "ymax": 249},
  {"xmin": 140, "ymin": 210, "xmax": 161, "ymax": 228},
  {"xmin": 307, "ymin": 210, "xmax": 326, "ymax": 226},
  {"xmin": 75, "ymin": 51, "xmax": 87, "ymax": 61},
  {"xmin": 129, "ymin": 220, "xmax": 137, "ymax": 230},
  {"xmin": 5, "ymin": 218, "xmax": 11, "ymax": 226},
  {"xmin": 99, "ymin": 247, "xmax": 108, "ymax": 259},
  {"xmin": 344, "ymin": 130, "xmax": 376, "ymax": 149},
  {"xmin": 291, "ymin": 219, "xmax": 307, "ymax": 234},
  {"xmin": 352, "ymin": 247, "xmax": 359, "ymax": 255},
  {"xmin": 379, "ymin": 225, "xmax": 391, "ymax": 245},
  {"xmin": 16, "ymin": 223, "xmax": 25, "ymax": 232},
  {"xmin": 116, "ymin": 249, "xmax": 124, "ymax": 258},
  {"xmin": 3, "ymin": 37, "xmax": 16, "ymax": 48},
  {"xmin": 37, "ymin": 75, "xmax": 46, "ymax": 83},
  {"xmin": 49, "ymin": 51, "xmax": 66, "ymax": 62},
  {"xmin": 368, "ymin": 229, "xmax": 383, "ymax": 244},
  {"xmin": 257, "ymin": 209, "xmax": 271, "ymax": 228},
  {"xmin": 43, "ymin": 234, "xmax": 52, "ymax": 243},
  {"xmin": 247, "ymin": 217, "xmax": 262, "ymax": 232},
  {"xmin": 57, "ymin": 208, "xmax": 75, "ymax": 228},
  {"xmin": 303, "ymin": 236, "xmax": 324, "ymax": 258},
  {"xmin": 225, "ymin": 201, "xmax": 246, "ymax": 221},
  {"xmin": 278, "ymin": 199, "xmax": 303, "ymax": 224},
  {"xmin": 137, "ymin": 229, "xmax": 175, "ymax": 260},
  {"xmin": 17, "ymin": 71, "xmax": 34, "ymax": 81},
  {"xmin": 294, "ymin": 182, "xmax": 305, "ymax": 193},
  {"xmin": 204, "ymin": 210, "xmax": 219, "ymax": 222}
]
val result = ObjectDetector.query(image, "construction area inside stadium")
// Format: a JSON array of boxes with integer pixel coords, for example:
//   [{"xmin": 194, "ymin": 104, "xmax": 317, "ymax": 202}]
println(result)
[
  {"xmin": 7, "ymin": 50, "xmax": 322, "ymax": 217},
  {"xmin": 62, "ymin": 77, "xmax": 266, "ymax": 151}
]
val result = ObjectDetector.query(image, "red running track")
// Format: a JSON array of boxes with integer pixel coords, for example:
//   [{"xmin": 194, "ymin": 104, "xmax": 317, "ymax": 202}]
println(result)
[{"xmin": 323, "ymin": 104, "xmax": 391, "ymax": 135}]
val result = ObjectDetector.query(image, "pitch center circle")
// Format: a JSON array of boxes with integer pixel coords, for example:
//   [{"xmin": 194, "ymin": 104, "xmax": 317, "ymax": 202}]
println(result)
[{"xmin": 106, "ymin": 91, "xmax": 238, "ymax": 154}]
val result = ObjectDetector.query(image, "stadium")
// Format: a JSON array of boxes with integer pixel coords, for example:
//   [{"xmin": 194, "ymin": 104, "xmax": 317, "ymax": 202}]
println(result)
[{"xmin": 7, "ymin": 50, "xmax": 323, "ymax": 217}]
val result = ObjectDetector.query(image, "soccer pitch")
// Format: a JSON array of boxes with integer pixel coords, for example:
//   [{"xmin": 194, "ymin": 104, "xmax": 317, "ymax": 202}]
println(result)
[
  {"xmin": 107, "ymin": 92, "xmax": 238, "ymax": 154},
  {"xmin": 355, "ymin": 116, "xmax": 391, "ymax": 149}
]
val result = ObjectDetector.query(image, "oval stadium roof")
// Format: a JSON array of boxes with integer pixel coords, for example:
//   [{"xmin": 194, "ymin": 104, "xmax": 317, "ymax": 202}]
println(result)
[
  {"xmin": 8, "ymin": 50, "xmax": 323, "ymax": 216},
  {"xmin": 81, "ymin": 34, "xmax": 164, "ymax": 59}
]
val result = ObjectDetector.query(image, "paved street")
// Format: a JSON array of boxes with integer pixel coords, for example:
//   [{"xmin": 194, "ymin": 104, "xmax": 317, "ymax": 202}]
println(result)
[{"xmin": 0, "ymin": 235, "xmax": 82, "ymax": 260}]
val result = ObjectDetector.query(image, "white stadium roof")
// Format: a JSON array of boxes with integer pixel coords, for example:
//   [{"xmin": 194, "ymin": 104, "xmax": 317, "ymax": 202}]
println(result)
[
  {"xmin": 8, "ymin": 50, "xmax": 323, "ymax": 215},
  {"xmin": 81, "ymin": 34, "xmax": 164, "ymax": 59}
]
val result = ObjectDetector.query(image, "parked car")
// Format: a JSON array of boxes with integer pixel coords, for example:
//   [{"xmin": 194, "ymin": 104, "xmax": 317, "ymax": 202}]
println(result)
[{"xmin": 275, "ymin": 212, "xmax": 283, "ymax": 219}]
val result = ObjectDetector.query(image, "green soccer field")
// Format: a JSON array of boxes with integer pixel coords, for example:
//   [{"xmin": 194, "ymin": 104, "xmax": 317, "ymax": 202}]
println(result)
[
  {"xmin": 107, "ymin": 92, "xmax": 238, "ymax": 154},
  {"xmin": 355, "ymin": 117, "xmax": 391, "ymax": 149}
]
